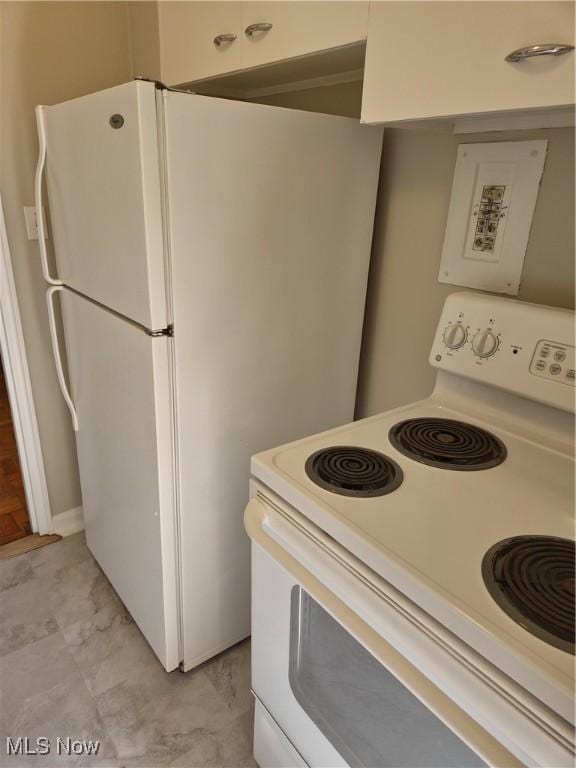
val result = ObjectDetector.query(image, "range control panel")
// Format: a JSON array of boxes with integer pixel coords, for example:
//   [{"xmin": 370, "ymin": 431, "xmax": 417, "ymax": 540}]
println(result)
[
  {"xmin": 430, "ymin": 292, "xmax": 575, "ymax": 412},
  {"xmin": 530, "ymin": 340, "xmax": 575, "ymax": 385}
]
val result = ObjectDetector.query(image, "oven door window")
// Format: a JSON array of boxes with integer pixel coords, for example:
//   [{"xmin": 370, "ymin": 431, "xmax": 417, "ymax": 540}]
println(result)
[{"xmin": 289, "ymin": 587, "xmax": 485, "ymax": 768}]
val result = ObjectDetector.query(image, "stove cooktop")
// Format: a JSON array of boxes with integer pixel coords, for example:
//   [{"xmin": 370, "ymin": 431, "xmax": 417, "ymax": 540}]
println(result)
[
  {"xmin": 303, "ymin": 422, "xmax": 574, "ymax": 655},
  {"xmin": 251, "ymin": 397, "xmax": 575, "ymax": 722}
]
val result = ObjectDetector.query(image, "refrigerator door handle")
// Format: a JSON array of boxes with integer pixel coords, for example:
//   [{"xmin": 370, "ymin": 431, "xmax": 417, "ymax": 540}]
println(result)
[
  {"xmin": 35, "ymin": 106, "xmax": 63, "ymax": 286},
  {"xmin": 46, "ymin": 286, "xmax": 79, "ymax": 431}
]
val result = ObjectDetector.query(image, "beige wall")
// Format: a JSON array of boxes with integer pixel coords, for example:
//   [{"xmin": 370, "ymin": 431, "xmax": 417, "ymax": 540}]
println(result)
[
  {"xmin": 0, "ymin": 2, "xmax": 132, "ymax": 518},
  {"xmin": 127, "ymin": 1, "xmax": 161, "ymax": 82},
  {"xmin": 257, "ymin": 83, "xmax": 575, "ymax": 417},
  {"xmin": 357, "ymin": 125, "xmax": 575, "ymax": 416}
]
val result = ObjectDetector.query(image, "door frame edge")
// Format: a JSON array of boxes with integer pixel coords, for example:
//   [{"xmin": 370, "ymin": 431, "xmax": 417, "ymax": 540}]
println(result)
[{"xmin": 0, "ymin": 195, "xmax": 52, "ymax": 535}]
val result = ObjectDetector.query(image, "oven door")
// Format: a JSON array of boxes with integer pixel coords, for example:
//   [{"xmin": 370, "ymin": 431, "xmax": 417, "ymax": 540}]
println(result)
[{"xmin": 246, "ymin": 494, "xmax": 534, "ymax": 768}]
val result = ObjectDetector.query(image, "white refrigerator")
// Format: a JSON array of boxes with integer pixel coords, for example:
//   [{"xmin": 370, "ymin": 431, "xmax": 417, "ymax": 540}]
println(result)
[{"xmin": 37, "ymin": 80, "xmax": 382, "ymax": 672}]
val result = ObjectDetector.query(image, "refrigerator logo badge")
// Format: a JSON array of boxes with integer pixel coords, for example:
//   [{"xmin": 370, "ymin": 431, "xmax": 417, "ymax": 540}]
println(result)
[{"xmin": 109, "ymin": 114, "xmax": 124, "ymax": 129}]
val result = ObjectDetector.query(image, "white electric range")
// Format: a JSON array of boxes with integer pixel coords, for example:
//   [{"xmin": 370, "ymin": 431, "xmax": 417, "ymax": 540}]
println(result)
[{"xmin": 245, "ymin": 292, "xmax": 575, "ymax": 768}]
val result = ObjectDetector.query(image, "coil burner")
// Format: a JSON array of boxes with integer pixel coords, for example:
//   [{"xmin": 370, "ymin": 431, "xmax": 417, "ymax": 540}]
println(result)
[
  {"xmin": 305, "ymin": 446, "xmax": 403, "ymax": 498},
  {"xmin": 482, "ymin": 536, "xmax": 575, "ymax": 654},
  {"xmin": 389, "ymin": 418, "xmax": 507, "ymax": 471}
]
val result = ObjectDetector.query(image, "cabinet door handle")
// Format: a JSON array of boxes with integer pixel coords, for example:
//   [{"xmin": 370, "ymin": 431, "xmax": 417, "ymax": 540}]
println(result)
[
  {"xmin": 245, "ymin": 22, "xmax": 273, "ymax": 37},
  {"xmin": 213, "ymin": 33, "xmax": 237, "ymax": 47},
  {"xmin": 505, "ymin": 43, "xmax": 575, "ymax": 62}
]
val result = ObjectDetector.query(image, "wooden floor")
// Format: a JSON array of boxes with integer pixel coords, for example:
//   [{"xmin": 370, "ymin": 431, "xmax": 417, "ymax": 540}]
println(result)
[{"xmin": 0, "ymin": 359, "xmax": 30, "ymax": 546}]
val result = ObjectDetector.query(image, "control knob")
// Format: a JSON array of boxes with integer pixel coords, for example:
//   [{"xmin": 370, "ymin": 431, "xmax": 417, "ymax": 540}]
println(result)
[
  {"xmin": 443, "ymin": 323, "xmax": 467, "ymax": 350},
  {"xmin": 472, "ymin": 329, "xmax": 499, "ymax": 358}
]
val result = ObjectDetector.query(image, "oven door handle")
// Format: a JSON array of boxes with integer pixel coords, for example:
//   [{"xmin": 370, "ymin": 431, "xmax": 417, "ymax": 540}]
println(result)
[{"xmin": 245, "ymin": 497, "xmax": 524, "ymax": 768}]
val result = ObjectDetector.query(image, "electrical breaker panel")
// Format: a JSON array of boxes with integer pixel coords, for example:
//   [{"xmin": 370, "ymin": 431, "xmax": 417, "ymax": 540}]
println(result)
[{"xmin": 439, "ymin": 140, "xmax": 547, "ymax": 295}]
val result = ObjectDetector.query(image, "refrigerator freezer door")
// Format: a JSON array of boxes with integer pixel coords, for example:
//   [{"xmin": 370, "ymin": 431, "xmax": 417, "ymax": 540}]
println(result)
[
  {"xmin": 163, "ymin": 92, "xmax": 383, "ymax": 670},
  {"xmin": 59, "ymin": 288, "xmax": 179, "ymax": 670},
  {"xmin": 41, "ymin": 81, "xmax": 167, "ymax": 329}
]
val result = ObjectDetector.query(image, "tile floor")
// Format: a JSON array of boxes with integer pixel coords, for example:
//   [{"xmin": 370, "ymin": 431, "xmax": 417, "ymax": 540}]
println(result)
[{"xmin": 0, "ymin": 534, "xmax": 255, "ymax": 767}]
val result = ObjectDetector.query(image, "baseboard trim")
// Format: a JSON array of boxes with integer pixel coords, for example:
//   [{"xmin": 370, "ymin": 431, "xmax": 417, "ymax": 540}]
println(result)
[{"xmin": 52, "ymin": 506, "xmax": 84, "ymax": 537}]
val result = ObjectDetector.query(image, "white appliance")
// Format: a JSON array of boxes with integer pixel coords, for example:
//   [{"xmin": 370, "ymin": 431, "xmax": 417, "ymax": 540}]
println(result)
[
  {"xmin": 245, "ymin": 291, "xmax": 575, "ymax": 767},
  {"xmin": 36, "ymin": 80, "xmax": 383, "ymax": 672}
]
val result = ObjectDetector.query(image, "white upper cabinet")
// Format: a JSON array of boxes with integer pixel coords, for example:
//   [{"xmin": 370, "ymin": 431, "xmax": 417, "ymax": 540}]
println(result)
[
  {"xmin": 159, "ymin": 2, "xmax": 242, "ymax": 85},
  {"xmin": 241, "ymin": 2, "xmax": 369, "ymax": 69},
  {"xmin": 361, "ymin": 1, "xmax": 575, "ymax": 124},
  {"xmin": 131, "ymin": 2, "xmax": 369, "ymax": 87}
]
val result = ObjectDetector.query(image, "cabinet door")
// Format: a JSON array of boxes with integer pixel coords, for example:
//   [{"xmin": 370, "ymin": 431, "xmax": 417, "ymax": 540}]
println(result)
[
  {"xmin": 242, "ymin": 1, "xmax": 369, "ymax": 69},
  {"xmin": 159, "ymin": 1, "xmax": 242, "ymax": 85},
  {"xmin": 362, "ymin": 2, "xmax": 575, "ymax": 124}
]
